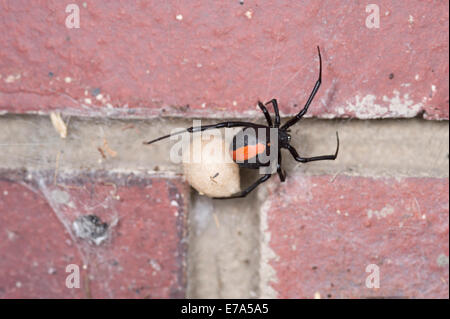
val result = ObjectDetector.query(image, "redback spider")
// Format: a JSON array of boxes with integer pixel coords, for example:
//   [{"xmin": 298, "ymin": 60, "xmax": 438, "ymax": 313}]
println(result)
[{"xmin": 144, "ymin": 46, "xmax": 339, "ymax": 199}]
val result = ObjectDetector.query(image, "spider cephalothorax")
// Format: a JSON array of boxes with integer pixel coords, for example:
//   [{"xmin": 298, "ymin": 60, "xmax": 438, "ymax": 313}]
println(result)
[{"xmin": 144, "ymin": 46, "xmax": 339, "ymax": 199}]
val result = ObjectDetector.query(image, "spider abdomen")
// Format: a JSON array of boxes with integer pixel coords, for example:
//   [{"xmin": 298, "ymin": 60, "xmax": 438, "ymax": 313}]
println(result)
[{"xmin": 230, "ymin": 127, "xmax": 272, "ymax": 169}]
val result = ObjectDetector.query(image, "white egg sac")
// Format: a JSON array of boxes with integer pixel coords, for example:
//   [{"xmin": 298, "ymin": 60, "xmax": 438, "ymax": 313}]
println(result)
[{"xmin": 182, "ymin": 134, "xmax": 240, "ymax": 198}]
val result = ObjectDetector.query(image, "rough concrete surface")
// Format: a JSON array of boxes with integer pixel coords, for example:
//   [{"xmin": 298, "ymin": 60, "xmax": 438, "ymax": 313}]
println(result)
[
  {"xmin": 187, "ymin": 193, "xmax": 260, "ymax": 298},
  {"xmin": 0, "ymin": 115, "xmax": 447, "ymax": 177}
]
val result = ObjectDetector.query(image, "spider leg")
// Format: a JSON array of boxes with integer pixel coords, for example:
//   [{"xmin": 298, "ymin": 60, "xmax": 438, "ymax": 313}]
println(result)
[
  {"xmin": 265, "ymin": 99, "xmax": 280, "ymax": 127},
  {"xmin": 213, "ymin": 173, "xmax": 272, "ymax": 199},
  {"xmin": 281, "ymin": 46, "xmax": 322, "ymax": 130},
  {"xmin": 143, "ymin": 121, "xmax": 268, "ymax": 145},
  {"xmin": 277, "ymin": 151, "xmax": 286, "ymax": 182},
  {"xmin": 257, "ymin": 101, "xmax": 273, "ymax": 127},
  {"xmin": 286, "ymin": 132, "xmax": 339, "ymax": 162}
]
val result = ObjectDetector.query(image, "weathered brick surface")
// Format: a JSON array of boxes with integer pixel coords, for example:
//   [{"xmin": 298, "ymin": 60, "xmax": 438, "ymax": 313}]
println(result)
[
  {"xmin": 0, "ymin": 1, "xmax": 448, "ymax": 119},
  {"xmin": 0, "ymin": 180, "xmax": 84, "ymax": 298},
  {"xmin": 0, "ymin": 175, "xmax": 188, "ymax": 298},
  {"xmin": 264, "ymin": 175, "xmax": 449, "ymax": 298}
]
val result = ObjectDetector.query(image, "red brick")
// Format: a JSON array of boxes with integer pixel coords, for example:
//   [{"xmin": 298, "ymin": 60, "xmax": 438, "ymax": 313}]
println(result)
[
  {"xmin": 0, "ymin": 180, "xmax": 84, "ymax": 298},
  {"xmin": 264, "ymin": 175, "xmax": 449, "ymax": 298},
  {"xmin": 0, "ymin": 1, "xmax": 447, "ymax": 119},
  {"xmin": 0, "ymin": 175, "xmax": 188, "ymax": 298}
]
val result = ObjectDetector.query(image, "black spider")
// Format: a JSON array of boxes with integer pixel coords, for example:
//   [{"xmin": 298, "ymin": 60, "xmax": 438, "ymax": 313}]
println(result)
[{"xmin": 144, "ymin": 46, "xmax": 339, "ymax": 199}]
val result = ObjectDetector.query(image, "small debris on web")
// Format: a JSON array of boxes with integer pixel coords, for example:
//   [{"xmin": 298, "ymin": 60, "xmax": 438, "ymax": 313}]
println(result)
[
  {"xmin": 50, "ymin": 112, "xmax": 67, "ymax": 138},
  {"xmin": 97, "ymin": 147, "xmax": 107, "ymax": 159},
  {"xmin": 210, "ymin": 172, "xmax": 219, "ymax": 183},
  {"xmin": 72, "ymin": 215, "xmax": 109, "ymax": 245},
  {"xmin": 103, "ymin": 138, "xmax": 117, "ymax": 157}
]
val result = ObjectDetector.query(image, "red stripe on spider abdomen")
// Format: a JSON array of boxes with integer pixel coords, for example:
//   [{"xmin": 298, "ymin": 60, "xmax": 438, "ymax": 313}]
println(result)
[{"xmin": 231, "ymin": 143, "xmax": 266, "ymax": 162}]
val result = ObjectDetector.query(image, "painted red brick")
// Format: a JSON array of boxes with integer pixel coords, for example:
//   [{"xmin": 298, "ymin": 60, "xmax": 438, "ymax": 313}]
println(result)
[
  {"xmin": 264, "ymin": 175, "xmax": 449, "ymax": 298},
  {"xmin": 0, "ymin": 180, "xmax": 84, "ymax": 298},
  {"xmin": 0, "ymin": 175, "xmax": 188, "ymax": 298},
  {"xmin": 0, "ymin": 1, "xmax": 447, "ymax": 119}
]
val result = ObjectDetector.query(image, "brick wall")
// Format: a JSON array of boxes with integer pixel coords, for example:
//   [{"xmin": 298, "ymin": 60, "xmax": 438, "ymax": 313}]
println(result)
[{"xmin": 0, "ymin": 1, "xmax": 448, "ymax": 298}]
